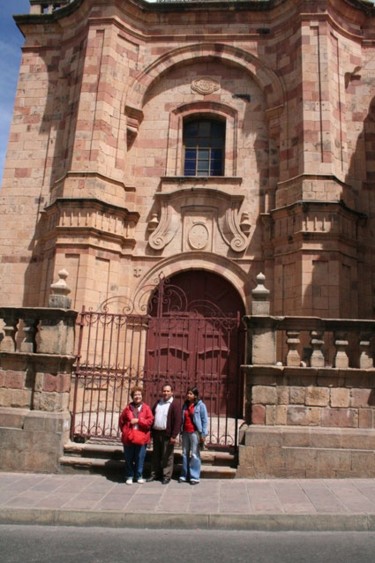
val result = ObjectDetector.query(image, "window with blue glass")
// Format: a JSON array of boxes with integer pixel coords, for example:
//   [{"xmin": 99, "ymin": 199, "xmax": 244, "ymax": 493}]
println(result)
[{"xmin": 183, "ymin": 118, "xmax": 225, "ymax": 176}]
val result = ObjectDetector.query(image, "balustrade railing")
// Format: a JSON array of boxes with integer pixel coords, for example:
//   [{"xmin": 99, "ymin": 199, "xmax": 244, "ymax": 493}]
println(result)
[
  {"xmin": 244, "ymin": 315, "xmax": 375, "ymax": 369},
  {"xmin": 0, "ymin": 307, "xmax": 76, "ymax": 356},
  {"xmin": 29, "ymin": 1, "xmax": 72, "ymax": 15}
]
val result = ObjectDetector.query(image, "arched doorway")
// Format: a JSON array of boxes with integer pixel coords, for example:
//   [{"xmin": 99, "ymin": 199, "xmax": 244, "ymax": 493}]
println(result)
[{"xmin": 144, "ymin": 270, "xmax": 245, "ymax": 447}]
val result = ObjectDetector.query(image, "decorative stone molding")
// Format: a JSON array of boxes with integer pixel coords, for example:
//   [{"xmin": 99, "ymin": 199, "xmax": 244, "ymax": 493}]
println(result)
[
  {"xmin": 125, "ymin": 105, "xmax": 144, "ymax": 141},
  {"xmin": 191, "ymin": 77, "xmax": 220, "ymax": 95},
  {"xmin": 148, "ymin": 178, "xmax": 250, "ymax": 253},
  {"xmin": 42, "ymin": 198, "xmax": 139, "ymax": 251}
]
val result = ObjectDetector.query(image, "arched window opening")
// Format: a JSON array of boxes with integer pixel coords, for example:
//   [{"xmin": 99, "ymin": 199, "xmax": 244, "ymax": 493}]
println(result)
[{"xmin": 183, "ymin": 118, "xmax": 225, "ymax": 176}]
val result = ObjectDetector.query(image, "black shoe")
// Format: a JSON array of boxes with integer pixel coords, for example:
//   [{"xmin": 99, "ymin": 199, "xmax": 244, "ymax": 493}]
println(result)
[
  {"xmin": 190, "ymin": 480, "xmax": 199, "ymax": 485},
  {"xmin": 146, "ymin": 476, "xmax": 157, "ymax": 482},
  {"xmin": 161, "ymin": 478, "xmax": 170, "ymax": 485}
]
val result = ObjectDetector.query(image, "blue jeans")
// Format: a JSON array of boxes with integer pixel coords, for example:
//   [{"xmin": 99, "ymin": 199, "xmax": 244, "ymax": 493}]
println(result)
[
  {"xmin": 181, "ymin": 431, "xmax": 201, "ymax": 481},
  {"xmin": 123, "ymin": 444, "xmax": 147, "ymax": 480}
]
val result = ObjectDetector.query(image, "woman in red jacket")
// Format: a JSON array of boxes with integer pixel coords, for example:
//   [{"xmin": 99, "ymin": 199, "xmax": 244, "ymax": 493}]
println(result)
[{"xmin": 119, "ymin": 386, "xmax": 154, "ymax": 485}]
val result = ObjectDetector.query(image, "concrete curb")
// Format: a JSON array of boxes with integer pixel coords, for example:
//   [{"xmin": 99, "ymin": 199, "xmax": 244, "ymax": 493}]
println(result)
[{"xmin": 1, "ymin": 508, "xmax": 375, "ymax": 531}]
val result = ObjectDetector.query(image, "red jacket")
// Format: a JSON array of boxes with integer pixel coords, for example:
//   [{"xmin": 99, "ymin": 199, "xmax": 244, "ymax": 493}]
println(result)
[{"xmin": 119, "ymin": 402, "xmax": 154, "ymax": 446}]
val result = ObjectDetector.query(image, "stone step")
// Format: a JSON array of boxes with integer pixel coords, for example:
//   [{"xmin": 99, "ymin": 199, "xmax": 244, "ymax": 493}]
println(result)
[
  {"xmin": 63, "ymin": 440, "xmax": 236, "ymax": 466},
  {"xmin": 59, "ymin": 454, "xmax": 237, "ymax": 479},
  {"xmin": 60, "ymin": 440, "xmax": 237, "ymax": 478}
]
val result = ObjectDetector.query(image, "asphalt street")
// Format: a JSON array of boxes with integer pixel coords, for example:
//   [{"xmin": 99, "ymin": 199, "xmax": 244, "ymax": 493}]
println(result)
[{"xmin": 1, "ymin": 526, "xmax": 375, "ymax": 563}]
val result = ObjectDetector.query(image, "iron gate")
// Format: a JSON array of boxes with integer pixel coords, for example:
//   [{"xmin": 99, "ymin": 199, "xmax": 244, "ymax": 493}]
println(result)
[{"xmin": 71, "ymin": 277, "xmax": 245, "ymax": 448}]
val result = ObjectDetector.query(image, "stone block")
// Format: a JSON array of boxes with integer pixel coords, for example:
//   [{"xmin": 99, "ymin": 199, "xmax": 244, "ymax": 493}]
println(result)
[
  {"xmin": 11, "ymin": 389, "xmax": 32, "ymax": 408},
  {"xmin": 283, "ymin": 427, "xmax": 312, "ymax": 447},
  {"xmin": 243, "ymin": 426, "xmax": 283, "ymax": 447},
  {"xmin": 358, "ymin": 408, "xmax": 374, "ymax": 428},
  {"xmin": 351, "ymin": 388, "xmax": 373, "ymax": 408},
  {"xmin": 284, "ymin": 446, "xmax": 318, "ymax": 473},
  {"xmin": 289, "ymin": 387, "xmax": 305, "ymax": 404},
  {"xmin": 275, "ymin": 405, "xmax": 288, "ymax": 425},
  {"xmin": 316, "ymin": 449, "xmax": 352, "ymax": 475},
  {"xmin": 32, "ymin": 391, "xmax": 70, "ymax": 412},
  {"xmin": 339, "ymin": 428, "xmax": 375, "ymax": 450},
  {"xmin": 265, "ymin": 405, "xmax": 276, "ymax": 424},
  {"xmin": 237, "ymin": 446, "xmax": 256, "ymax": 478},
  {"xmin": 350, "ymin": 450, "xmax": 375, "ymax": 476},
  {"xmin": 251, "ymin": 329, "xmax": 276, "ymax": 365},
  {"xmin": 305, "ymin": 386, "xmax": 329, "ymax": 407},
  {"xmin": 0, "ymin": 388, "xmax": 13, "ymax": 407},
  {"xmin": 0, "ymin": 407, "xmax": 28, "ymax": 428},
  {"xmin": 251, "ymin": 385, "xmax": 277, "ymax": 405},
  {"xmin": 330, "ymin": 388, "xmax": 350, "ymax": 408},
  {"xmin": 320, "ymin": 407, "xmax": 358, "ymax": 428},
  {"xmin": 277, "ymin": 386, "xmax": 289, "ymax": 405},
  {"xmin": 4, "ymin": 370, "xmax": 25, "ymax": 389},
  {"xmin": 251, "ymin": 404, "xmax": 266, "ymax": 424},
  {"xmin": 309, "ymin": 428, "xmax": 343, "ymax": 449},
  {"xmin": 287, "ymin": 406, "xmax": 321, "ymax": 426}
]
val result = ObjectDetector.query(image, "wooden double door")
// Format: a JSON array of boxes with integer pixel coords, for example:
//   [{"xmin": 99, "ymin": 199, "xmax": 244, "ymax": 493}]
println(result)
[{"xmin": 144, "ymin": 271, "xmax": 245, "ymax": 445}]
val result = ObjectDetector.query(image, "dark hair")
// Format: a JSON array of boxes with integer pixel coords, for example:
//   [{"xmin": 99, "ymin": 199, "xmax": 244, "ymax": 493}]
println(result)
[
  {"xmin": 185, "ymin": 386, "xmax": 199, "ymax": 404},
  {"xmin": 162, "ymin": 383, "xmax": 173, "ymax": 391}
]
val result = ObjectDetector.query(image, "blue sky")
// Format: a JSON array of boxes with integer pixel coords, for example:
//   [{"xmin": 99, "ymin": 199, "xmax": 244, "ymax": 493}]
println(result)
[{"xmin": 0, "ymin": 0, "xmax": 30, "ymax": 185}]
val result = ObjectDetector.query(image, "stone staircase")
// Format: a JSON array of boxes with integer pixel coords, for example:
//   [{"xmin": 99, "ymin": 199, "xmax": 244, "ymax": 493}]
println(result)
[{"xmin": 60, "ymin": 439, "xmax": 237, "ymax": 479}]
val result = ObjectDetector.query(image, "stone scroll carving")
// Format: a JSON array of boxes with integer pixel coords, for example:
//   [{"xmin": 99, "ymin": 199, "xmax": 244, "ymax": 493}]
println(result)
[{"xmin": 148, "ymin": 185, "xmax": 250, "ymax": 253}]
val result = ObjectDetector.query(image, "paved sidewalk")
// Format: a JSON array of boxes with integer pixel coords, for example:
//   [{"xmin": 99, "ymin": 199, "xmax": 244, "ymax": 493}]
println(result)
[{"xmin": 1, "ymin": 472, "xmax": 375, "ymax": 531}]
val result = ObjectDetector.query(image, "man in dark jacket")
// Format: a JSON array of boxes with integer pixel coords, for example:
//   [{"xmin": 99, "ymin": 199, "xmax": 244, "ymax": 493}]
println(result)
[{"xmin": 147, "ymin": 383, "xmax": 181, "ymax": 484}]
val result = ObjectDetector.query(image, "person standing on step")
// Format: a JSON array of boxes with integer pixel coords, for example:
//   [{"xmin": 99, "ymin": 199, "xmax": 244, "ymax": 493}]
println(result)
[
  {"xmin": 147, "ymin": 383, "xmax": 181, "ymax": 484},
  {"xmin": 179, "ymin": 387, "xmax": 208, "ymax": 485},
  {"xmin": 119, "ymin": 386, "xmax": 154, "ymax": 485}
]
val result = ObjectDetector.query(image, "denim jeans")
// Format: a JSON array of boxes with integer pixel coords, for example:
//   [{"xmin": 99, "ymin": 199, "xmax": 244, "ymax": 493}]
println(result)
[
  {"xmin": 123, "ymin": 444, "xmax": 147, "ymax": 480},
  {"xmin": 181, "ymin": 431, "xmax": 201, "ymax": 481}
]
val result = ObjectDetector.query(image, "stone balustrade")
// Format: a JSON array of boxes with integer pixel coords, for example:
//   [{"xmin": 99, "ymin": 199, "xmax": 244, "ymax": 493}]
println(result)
[
  {"xmin": 236, "ymin": 273, "xmax": 375, "ymax": 478},
  {"xmin": 0, "ymin": 306, "xmax": 76, "ymax": 356},
  {"xmin": 29, "ymin": 1, "xmax": 71, "ymax": 15},
  {"xmin": 0, "ymin": 304, "xmax": 77, "ymax": 472},
  {"xmin": 244, "ymin": 315, "xmax": 375, "ymax": 369}
]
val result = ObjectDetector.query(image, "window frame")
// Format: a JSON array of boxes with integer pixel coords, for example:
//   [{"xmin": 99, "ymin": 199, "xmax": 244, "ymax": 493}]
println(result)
[
  {"xmin": 165, "ymin": 103, "xmax": 238, "ymax": 178},
  {"xmin": 183, "ymin": 118, "xmax": 226, "ymax": 177}
]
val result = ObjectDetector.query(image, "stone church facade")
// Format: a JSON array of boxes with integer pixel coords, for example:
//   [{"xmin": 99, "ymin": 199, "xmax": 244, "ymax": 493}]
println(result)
[
  {"xmin": 2, "ymin": 0, "xmax": 375, "ymax": 476},
  {"xmin": 2, "ymin": 0, "xmax": 375, "ymax": 318}
]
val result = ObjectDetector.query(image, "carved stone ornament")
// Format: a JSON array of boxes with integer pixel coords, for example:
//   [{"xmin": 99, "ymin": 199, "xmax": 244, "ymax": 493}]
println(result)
[
  {"xmin": 148, "ymin": 184, "xmax": 250, "ymax": 253},
  {"xmin": 191, "ymin": 77, "xmax": 220, "ymax": 96}
]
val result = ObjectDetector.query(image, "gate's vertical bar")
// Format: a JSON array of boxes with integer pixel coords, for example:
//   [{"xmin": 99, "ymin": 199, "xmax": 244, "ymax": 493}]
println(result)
[
  {"xmin": 70, "ymin": 307, "xmax": 85, "ymax": 439},
  {"xmin": 234, "ymin": 311, "xmax": 244, "ymax": 450},
  {"xmin": 102, "ymin": 313, "xmax": 115, "ymax": 437},
  {"xmin": 108, "ymin": 313, "xmax": 124, "ymax": 439}
]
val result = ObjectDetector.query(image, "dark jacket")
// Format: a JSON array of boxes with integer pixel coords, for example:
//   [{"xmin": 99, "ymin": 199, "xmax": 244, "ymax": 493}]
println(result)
[{"xmin": 152, "ymin": 398, "xmax": 182, "ymax": 439}]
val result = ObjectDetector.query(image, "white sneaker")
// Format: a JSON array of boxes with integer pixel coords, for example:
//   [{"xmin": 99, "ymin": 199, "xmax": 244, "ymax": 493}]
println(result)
[
  {"xmin": 126, "ymin": 478, "xmax": 133, "ymax": 485},
  {"xmin": 137, "ymin": 478, "xmax": 145, "ymax": 484}
]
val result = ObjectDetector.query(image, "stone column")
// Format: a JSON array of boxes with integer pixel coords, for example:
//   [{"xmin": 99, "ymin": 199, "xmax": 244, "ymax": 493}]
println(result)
[
  {"xmin": 248, "ymin": 273, "xmax": 276, "ymax": 365},
  {"xmin": 38, "ymin": 270, "xmax": 75, "ymax": 356}
]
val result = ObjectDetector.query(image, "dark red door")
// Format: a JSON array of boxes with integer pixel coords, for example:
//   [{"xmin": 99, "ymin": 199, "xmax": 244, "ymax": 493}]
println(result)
[{"xmin": 144, "ymin": 271, "xmax": 245, "ymax": 444}]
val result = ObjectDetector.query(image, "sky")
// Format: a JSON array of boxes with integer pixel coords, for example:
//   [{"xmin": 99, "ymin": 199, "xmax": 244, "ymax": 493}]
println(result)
[{"xmin": 0, "ymin": 0, "xmax": 30, "ymax": 185}]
